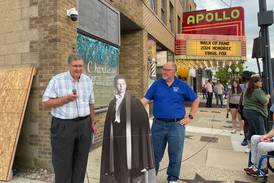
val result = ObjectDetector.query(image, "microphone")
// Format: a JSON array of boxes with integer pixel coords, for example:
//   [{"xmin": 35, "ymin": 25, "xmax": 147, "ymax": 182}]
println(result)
[
  {"xmin": 72, "ymin": 89, "xmax": 79, "ymax": 117},
  {"xmin": 72, "ymin": 89, "xmax": 77, "ymax": 95}
]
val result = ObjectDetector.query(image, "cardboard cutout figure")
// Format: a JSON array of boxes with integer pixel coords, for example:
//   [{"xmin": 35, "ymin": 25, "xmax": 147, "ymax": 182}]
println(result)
[{"xmin": 100, "ymin": 75, "xmax": 156, "ymax": 183}]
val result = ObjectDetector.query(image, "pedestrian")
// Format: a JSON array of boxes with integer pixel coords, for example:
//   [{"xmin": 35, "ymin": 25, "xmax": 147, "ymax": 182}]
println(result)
[
  {"xmin": 141, "ymin": 62, "xmax": 200, "ymax": 183},
  {"xmin": 42, "ymin": 54, "xmax": 96, "ymax": 183},
  {"xmin": 205, "ymin": 79, "xmax": 213, "ymax": 107},
  {"xmin": 244, "ymin": 127, "xmax": 274, "ymax": 177},
  {"xmin": 100, "ymin": 75, "xmax": 156, "ymax": 183},
  {"xmin": 227, "ymin": 79, "xmax": 243, "ymax": 134},
  {"xmin": 239, "ymin": 71, "xmax": 252, "ymax": 147},
  {"xmin": 224, "ymin": 84, "xmax": 228, "ymax": 99},
  {"xmin": 243, "ymin": 75, "xmax": 270, "ymax": 150},
  {"xmin": 244, "ymin": 104, "xmax": 274, "ymax": 177},
  {"xmin": 214, "ymin": 79, "xmax": 224, "ymax": 108},
  {"xmin": 202, "ymin": 81, "xmax": 207, "ymax": 99}
]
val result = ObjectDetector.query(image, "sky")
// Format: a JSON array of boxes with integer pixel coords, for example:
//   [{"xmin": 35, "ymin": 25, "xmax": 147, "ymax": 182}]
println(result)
[{"xmin": 194, "ymin": 0, "xmax": 274, "ymax": 72}]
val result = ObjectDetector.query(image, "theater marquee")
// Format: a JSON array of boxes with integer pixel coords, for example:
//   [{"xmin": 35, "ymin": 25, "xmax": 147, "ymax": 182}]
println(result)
[
  {"xmin": 177, "ymin": 7, "xmax": 246, "ymax": 69},
  {"xmin": 183, "ymin": 7, "xmax": 244, "ymax": 36},
  {"xmin": 175, "ymin": 34, "xmax": 246, "ymax": 68},
  {"xmin": 186, "ymin": 40, "xmax": 242, "ymax": 57}
]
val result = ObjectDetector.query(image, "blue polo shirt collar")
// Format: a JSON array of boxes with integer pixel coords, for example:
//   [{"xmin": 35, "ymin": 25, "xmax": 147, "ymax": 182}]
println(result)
[{"xmin": 160, "ymin": 77, "xmax": 179, "ymax": 87}]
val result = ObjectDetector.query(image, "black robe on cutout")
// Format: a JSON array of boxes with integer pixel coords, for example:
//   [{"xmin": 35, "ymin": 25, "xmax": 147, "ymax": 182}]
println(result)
[{"xmin": 100, "ymin": 93, "xmax": 155, "ymax": 183}]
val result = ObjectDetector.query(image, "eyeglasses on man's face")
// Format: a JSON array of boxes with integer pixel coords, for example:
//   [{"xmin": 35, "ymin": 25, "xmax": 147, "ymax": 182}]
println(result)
[
  {"xmin": 163, "ymin": 68, "xmax": 174, "ymax": 72},
  {"xmin": 71, "ymin": 64, "xmax": 83, "ymax": 68}
]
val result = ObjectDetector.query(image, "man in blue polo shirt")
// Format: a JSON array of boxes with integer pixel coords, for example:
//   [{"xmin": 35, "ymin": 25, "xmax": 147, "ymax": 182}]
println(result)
[{"xmin": 141, "ymin": 62, "xmax": 199, "ymax": 183}]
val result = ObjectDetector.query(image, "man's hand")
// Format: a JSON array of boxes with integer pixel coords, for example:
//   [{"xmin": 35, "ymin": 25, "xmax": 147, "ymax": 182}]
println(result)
[
  {"xmin": 66, "ymin": 93, "xmax": 78, "ymax": 102},
  {"xmin": 260, "ymin": 135, "xmax": 271, "ymax": 142},
  {"xmin": 42, "ymin": 93, "xmax": 78, "ymax": 109},
  {"xmin": 180, "ymin": 117, "xmax": 191, "ymax": 125},
  {"xmin": 91, "ymin": 123, "xmax": 97, "ymax": 134},
  {"xmin": 140, "ymin": 97, "xmax": 150, "ymax": 105}
]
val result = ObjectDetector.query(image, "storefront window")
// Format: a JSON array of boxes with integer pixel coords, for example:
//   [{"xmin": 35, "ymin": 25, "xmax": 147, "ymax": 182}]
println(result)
[{"xmin": 77, "ymin": 32, "xmax": 119, "ymax": 109}]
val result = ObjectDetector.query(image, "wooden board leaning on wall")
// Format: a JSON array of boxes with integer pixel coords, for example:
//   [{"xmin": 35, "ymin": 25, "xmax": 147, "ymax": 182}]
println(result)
[{"xmin": 0, "ymin": 67, "xmax": 36, "ymax": 181}]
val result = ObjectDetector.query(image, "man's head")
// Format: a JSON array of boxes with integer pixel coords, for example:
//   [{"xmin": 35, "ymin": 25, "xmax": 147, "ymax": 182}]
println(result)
[
  {"xmin": 114, "ymin": 75, "xmax": 127, "ymax": 94},
  {"xmin": 162, "ymin": 62, "xmax": 177, "ymax": 81},
  {"xmin": 217, "ymin": 79, "xmax": 221, "ymax": 84},
  {"xmin": 68, "ymin": 54, "xmax": 84, "ymax": 80},
  {"xmin": 242, "ymin": 71, "xmax": 253, "ymax": 83}
]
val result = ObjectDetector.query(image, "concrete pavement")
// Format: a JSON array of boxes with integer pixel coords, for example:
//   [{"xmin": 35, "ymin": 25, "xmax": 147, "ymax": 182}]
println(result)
[
  {"xmin": 85, "ymin": 107, "xmax": 274, "ymax": 183},
  {"xmin": 3, "ymin": 103, "xmax": 274, "ymax": 182}
]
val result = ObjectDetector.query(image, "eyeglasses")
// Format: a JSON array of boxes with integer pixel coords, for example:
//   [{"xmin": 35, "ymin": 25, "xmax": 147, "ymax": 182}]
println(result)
[
  {"xmin": 71, "ymin": 65, "xmax": 83, "ymax": 68},
  {"xmin": 163, "ymin": 68, "xmax": 174, "ymax": 72}
]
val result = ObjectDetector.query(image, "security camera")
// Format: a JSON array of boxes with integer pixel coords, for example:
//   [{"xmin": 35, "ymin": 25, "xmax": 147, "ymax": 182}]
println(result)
[{"xmin": 67, "ymin": 8, "xmax": 78, "ymax": 21}]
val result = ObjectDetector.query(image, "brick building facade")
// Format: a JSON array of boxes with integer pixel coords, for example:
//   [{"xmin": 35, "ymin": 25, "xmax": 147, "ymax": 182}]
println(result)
[{"xmin": 0, "ymin": 0, "xmax": 194, "ymax": 170}]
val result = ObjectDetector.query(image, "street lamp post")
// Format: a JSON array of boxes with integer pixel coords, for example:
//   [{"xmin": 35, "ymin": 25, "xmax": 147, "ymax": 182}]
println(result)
[
  {"xmin": 258, "ymin": 0, "xmax": 274, "ymax": 132},
  {"xmin": 258, "ymin": 0, "xmax": 273, "ymax": 97}
]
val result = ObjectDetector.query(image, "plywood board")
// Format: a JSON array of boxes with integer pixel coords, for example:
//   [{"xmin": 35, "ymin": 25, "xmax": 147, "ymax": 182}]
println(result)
[{"xmin": 0, "ymin": 67, "xmax": 36, "ymax": 181}]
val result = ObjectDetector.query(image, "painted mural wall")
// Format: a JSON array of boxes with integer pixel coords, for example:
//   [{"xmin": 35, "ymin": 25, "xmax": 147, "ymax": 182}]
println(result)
[{"xmin": 77, "ymin": 33, "xmax": 119, "ymax": 108}]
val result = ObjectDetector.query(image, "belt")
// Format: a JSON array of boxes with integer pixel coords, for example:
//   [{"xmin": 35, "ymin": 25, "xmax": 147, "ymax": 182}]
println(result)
[
  {"xmin": 72, "ymin": 116, "xmax": 89, "ymax": 121},
  {"xmin": 155, "ymin": 117, "xmax": 183, "ymax": 122},
  {"xmin": 53, "ymin": 115, "xmax": 89, "ymax": 121}
]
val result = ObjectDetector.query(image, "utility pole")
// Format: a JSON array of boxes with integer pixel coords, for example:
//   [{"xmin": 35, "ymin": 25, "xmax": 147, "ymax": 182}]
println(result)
[{"xmin": 258, "ymin": 0, "xmax": 274, "ymax": 131}]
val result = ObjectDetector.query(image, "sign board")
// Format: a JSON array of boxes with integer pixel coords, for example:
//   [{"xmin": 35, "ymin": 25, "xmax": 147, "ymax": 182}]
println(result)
[
  {"xmin": 175, "ymin": 34, "xmax": 246, "ymax": 61},
  {"xmin": 183, "ymin": 7, "xmax": 244, "ymax": 36},
  {"xmin": 78, "ymin": 0, "xmax": 120, "ymax": 46},
  {"xmin": 186, "ymin": 40, "xmax": 242, "ymax": 57}
]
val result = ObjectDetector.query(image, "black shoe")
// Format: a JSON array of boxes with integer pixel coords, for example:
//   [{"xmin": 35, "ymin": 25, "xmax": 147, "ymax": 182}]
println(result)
[{"xmin": 241, "ymin": 138, "xmax": 248, "ymax": 146}]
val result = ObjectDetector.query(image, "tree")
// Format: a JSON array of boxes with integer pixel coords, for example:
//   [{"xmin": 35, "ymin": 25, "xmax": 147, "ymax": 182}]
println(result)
[{"xmin": 215, "ymin": 63, "xmax": 244, "ymax": 85}]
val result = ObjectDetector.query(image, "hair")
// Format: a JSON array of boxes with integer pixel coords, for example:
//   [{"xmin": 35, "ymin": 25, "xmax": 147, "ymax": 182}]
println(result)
[
  {"xmin": 114, "ymin": 74, "xmax": 126, "ymax": 84},
  {"xmin": 231, "ymin": 79, "xmax": 242, "ymax": 94},
  {"xmin": 245, "ymin": 75, "xmax": 261, "ymax": 97},
  {"xmin": 241, "ymin": 71, "xmax": 253, "ymax": 82},
  {"xmin": 67, "ymin": 54, "xmax": 83, "ymax": 64},
  {"xmin": 165, "ymin": 62, "xmax": 177, "ymax": 71}
]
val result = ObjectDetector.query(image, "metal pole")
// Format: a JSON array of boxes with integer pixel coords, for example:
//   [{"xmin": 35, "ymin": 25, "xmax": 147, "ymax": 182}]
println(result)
[
  {"xmin": 258, "ymin": 0, "xmax": 273, "ymax": 131},
  {"xmin": 256, "ymin": 58, "xmax": 262, "ymax": 78}
]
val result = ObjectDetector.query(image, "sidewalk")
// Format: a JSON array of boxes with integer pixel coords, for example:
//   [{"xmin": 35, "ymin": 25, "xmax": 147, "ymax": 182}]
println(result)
[
  {"xmin": 86, "ymin": 106, "xmax": 274, "ymax": 183},
  {"xmin": 3, "ymin": 106, "xmax": 274, "ymax": 183}
]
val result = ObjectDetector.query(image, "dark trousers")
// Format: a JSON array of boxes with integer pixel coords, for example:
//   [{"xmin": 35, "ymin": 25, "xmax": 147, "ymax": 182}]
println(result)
[
  {"xmin": 243, "ymin": 119, "xmax": 249, "ymax": 138},
  {"xmin": 51, "ymin": 116, "xmax": 93, "ymax": 183},
  {"xmin": 239, "ymin": 105, "xmax": 249, "ymax": 138},
  {"xmin": 243, "ymin": 109, "xmax": 266, "ymax": 141},
  {"xmin": 206, "ymin": 92, "xmax": 213, "ymax": 107},
  {"xmin": 202, "ymin": 91, "xmax": 207, "ymax": 99}
]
